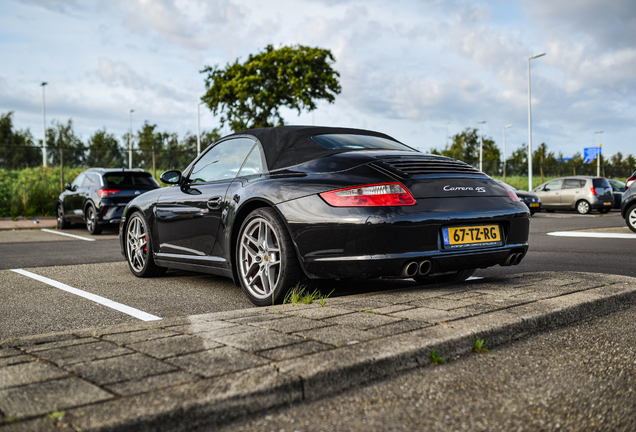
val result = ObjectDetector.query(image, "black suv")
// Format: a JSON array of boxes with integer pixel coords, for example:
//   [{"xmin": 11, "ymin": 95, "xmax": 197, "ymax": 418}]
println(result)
[{"xmin": 56, "ymin": 168, "xmax": 160, "ymax": 234}]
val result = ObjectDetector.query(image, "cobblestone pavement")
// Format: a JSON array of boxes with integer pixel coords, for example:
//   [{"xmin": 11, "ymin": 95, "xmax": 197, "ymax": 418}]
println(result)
[{"xmin": 1, "ymin": 271, "xmax": 635, "ymax": 431}]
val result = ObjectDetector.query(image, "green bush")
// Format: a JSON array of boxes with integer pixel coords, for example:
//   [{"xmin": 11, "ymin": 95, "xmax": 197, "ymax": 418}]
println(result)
[{"xmin": 0, "ymin": 167, "xmax": 84, "ymax": 217}]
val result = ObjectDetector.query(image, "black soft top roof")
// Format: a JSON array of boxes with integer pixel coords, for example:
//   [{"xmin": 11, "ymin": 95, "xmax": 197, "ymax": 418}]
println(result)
[{"xmin": 223, "ymin": 126, "xmax": 401, "ymax": 171}]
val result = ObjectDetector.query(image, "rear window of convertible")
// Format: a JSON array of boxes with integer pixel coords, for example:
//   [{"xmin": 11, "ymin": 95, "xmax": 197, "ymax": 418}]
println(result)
[{"xmin": 311, "ymin": 134, "xmax": 416, "ymax": 152}]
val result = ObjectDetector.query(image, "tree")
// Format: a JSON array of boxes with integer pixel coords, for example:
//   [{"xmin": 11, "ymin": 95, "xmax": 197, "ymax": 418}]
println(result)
[
  {"xmin": 86, "ymin": 129, "xmax": 124, "ymax": 168},
  {"xmin": 135, "ymin": 122, "xmax": 163, "ymax": 176},
  {"xmin": 46, "ymin": 119, "xmax": 85, "ymax": 168},
  {"xmin": 0, "ymin": 111, "xmax": 40, "ymax": 169},
  {"xmin": 532, "ymin": 143, "xmax": 557, "ymax": 182},
  {"xmin": 432, "ymin": 128, "xmax": 500, "ymax": 174},
  {"xmin": 201, "ymin": 44, "xmax": 342, "ymax": 132}
]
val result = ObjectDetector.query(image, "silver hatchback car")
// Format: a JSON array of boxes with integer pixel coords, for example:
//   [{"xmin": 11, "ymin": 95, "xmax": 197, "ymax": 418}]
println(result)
[{"xmin": 533, "ymin": 176, "xmax": 613, "ymax": 214}]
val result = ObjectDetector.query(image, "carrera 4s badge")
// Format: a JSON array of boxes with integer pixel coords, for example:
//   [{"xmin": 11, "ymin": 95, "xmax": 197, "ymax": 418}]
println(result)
[{"xmin": 443, "ymin": 185, "xmax": 486, "ymax": 193}]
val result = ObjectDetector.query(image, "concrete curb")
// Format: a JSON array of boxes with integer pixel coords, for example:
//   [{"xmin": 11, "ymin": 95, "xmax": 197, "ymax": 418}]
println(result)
[{"xmin": 1, "ymin": 271, "xmax": 635, "ymax": 431}]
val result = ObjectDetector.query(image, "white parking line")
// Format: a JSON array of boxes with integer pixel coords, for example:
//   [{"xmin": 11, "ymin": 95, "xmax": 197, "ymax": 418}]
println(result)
[
  {"xmin": 10, "ymin": 269, "xmax": 161, "ymax": 321},
  {"xmin": 547, "ymin": 231, "xmax": 636, "ymax": 239},
  {"xmin": 467, "ymin": 276, "xmax": 484, "ymax": 281},
  {"xmin": 41, "ymin": 228, "xmax": 96, "ymax": 242}
]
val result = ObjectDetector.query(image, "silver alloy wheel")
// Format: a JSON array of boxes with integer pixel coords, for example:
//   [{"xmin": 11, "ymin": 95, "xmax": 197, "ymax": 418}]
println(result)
[
  {"xmin": 57, "ymin": 205, "xmax": 64, "ymax": 226},
  {"xmin": 629, "ymin": 207, "xmax": 636, "ymax": 230},
  {"xmin": 126, "ymin": 215, "xmax": 147, "ymax": 273},
  {"xmin": 238, "ymin": 217, "xmax": 282, "ymax": 300},
  {"xmin": 577, "ymin": 200, "xmax": 590, "ymax": 214},
  {"xmin": 86, "ymin": 207, "xmax": 96, "ymax": 232}
]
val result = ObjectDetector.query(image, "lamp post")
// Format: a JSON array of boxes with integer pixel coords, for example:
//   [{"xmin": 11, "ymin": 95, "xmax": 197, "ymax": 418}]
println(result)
[
  {"xmin": 41, "ymin": 82, "xmax": 48, "ymax": 167},
  {"xmin": 128, "ymin": 109, "xmax": 134, "ymax": 169},
  {"xmin": 503, "ymin": 124, "xmax": 513, "ymax": 181},
  {"xmin": 594, "ymin": 131, "xmax": 603, "ymax": 177},
  {"xmin": 477, "ymin": 121, "xmax": 486, "ymax": 172},
  {"xmin": 527, "ymin": 52, "xmax": 546, "ymax": 191},
  {"xmin": 197, "ymin": 101, "xmax": 205, "ymax": 156}
]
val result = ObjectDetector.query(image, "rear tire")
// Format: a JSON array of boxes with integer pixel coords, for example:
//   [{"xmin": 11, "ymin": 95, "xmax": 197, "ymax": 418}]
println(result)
[
  {"xmin": 56, "ymin": 204, "xmax": 71, "ymax": 229},
  {"xmin": 86, "ymin": 205, "xmax": 103, "ymax": 235},
  {"xmin": 236, "ymin": 207, "xmax": 302, "ymax": 306},
  {"xmin": 626, "ymin": 205, "xmax": 636, "ymax": 233},
  {"xmin": 576, "ymin": 200, "xmax": 591, "ymax": 215},
  {"xmin": 125, "ymin": 211, "xmax": 166, "ymax": 277},
  {"xmin": 598, "ymin": 207, "xmax": 610, "ymax": 214},
  {"xmin": 413, "ymin": 269, "xmax": 476, "ymax": 286}
]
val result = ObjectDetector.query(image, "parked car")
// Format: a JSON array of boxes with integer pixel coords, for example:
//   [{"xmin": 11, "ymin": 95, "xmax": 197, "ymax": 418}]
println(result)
[
  {"xmin": 607, "ymin": 178, "xmax": 626, "ymax": 209},
  {"xmin": 533, "ymin": 176, "xmax": 613, "ymax": 214},
  {"xmin": 621, "ymin": 183, "xmax": 636, "ymax": 233},
  {"xmin": 496, "ymin": 180, "xmax": 542, "ymax": 215},
  {"xmin": 57, "ymin": 168, "xmax": 160, "ymax": 234},
  {"xmin": 119, "ymin": 126, "xmax": 530, "ymax": 306}
]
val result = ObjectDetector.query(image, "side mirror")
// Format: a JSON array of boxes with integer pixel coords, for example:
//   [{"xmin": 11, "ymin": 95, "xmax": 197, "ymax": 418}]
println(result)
[
  {"xmin": 160, "ymin": 170, "xmax": 182, "ymax": 185},
  {"xmin": 64, "ymin": 183, "xmax": 73, "ymax": 191}
]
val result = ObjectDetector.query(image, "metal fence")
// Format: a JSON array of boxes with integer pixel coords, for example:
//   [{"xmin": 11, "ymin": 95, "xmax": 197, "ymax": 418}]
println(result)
[{"xmin": 1, "ymin": 145, "xmax": 634, "ymax": 181}]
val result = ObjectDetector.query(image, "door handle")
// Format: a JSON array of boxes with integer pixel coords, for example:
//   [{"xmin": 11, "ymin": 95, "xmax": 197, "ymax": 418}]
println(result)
[{"xmin": 207, "ymin": 196, "xmax": 222, "ymax": 210}]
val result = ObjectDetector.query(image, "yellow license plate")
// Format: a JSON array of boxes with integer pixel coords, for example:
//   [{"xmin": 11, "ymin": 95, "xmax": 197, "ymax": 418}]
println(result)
[
  {"xmin": 530, "ymin": 202, "xmax": 540, "ymax": 207},
  {"xmin": 442, "ymin": 225, "xmax": 501, "ymax": 248},
  {"xmin": 604, "ymin": 202, "xmax": 612, "ymax": 206}
]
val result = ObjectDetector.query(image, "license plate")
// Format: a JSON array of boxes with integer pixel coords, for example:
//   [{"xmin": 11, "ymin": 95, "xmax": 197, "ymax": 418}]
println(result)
[
  {"xmin": 530, "ymin": 203, "xmax": 540, "ymax": 208},
  {"xmin": 604, "ymin": 202, "xmax": 612, "ymax": 206},
  {"xmin": 442, "ymin": 225, "xmax": 502, "ymax": 248}
]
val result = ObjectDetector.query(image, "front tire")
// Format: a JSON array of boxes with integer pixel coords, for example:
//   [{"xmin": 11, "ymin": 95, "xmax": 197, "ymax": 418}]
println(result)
[
  {"xmin": 125, "ymin": 211, "xmax": 166, "ymax": 277},
  {"xmin": 576, "ymin": 200, "xmax": 591, "ymax": 215},
  {"xmin": 86, "ymin": 205, "xmax": 103, "ymax": 235},
  {"xmin": 56, "ymin": 204, "xmax": 71, "ymax": 229},
  {"xmin": 237, "ymin": 207, "xmax": 302, "ymax": 306},
  {"xmin": 414, "ymin": 269, "xmax": 476, "ymax": 286},
  {"xmin": 626, "ymin": 205, "xmax": 636, "ymax": 233}
]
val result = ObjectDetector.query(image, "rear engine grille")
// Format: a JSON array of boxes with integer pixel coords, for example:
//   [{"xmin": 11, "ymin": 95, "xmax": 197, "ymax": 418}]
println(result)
[{"xmin": 373, "ymin": 156, "xmax": 482, "ymax": 176}]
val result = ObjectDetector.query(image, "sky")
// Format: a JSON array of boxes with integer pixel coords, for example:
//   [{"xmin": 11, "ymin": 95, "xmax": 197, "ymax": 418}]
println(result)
[{"xmin": 1, "ymin": 0, "xmax": 635, "ymax": 160}]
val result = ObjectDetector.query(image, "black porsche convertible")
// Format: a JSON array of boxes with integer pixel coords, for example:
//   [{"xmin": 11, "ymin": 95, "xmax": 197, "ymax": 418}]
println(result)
[{"xmin": 120, "ymin": 126, "xmax": 530, "ymax": 306}]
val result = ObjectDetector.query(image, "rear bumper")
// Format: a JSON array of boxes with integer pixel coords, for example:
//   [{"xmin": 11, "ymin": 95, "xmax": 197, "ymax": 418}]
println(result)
[{"xmin": 276, "ymin": 195, "xmax": 531, "ymax": 279}]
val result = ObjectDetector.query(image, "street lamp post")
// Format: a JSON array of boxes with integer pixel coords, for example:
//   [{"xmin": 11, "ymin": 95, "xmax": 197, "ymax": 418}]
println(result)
[
  {"xmin": 527, "ymin": 52, "xmax": 546, "ymax": 191},
  {"xmin": 197, "ymin": 101, "xmax": 205, "ymax": 156},
  {"xmin": 41, "ymin": 82, "xmax": 48, "ymax": 167},
  {"xmin": 477, "ymin": 121, "xmax": 486, "ymax": 172},
  {"xmin": 128, "ymin": 109, "xmax": 134, "ymax": 169},
  {"xmin": 503, "ymin": 124, "xmax": 513, "ymax": 181},
  {"xmin": 594, "ymin": 131, "xmax": 603, "ymax": 177}
]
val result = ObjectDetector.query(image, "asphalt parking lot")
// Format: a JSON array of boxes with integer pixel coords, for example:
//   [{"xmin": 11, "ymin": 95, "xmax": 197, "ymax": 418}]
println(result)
[{"xmin": 1, "ymin": 210, "xmax": 634, "ymax": 340}]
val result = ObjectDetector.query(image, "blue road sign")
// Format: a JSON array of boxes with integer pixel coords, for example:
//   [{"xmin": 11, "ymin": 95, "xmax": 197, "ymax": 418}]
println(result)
[{"xmin": 584, "ymin": 147, "xmax": 600, "ymax": 163}]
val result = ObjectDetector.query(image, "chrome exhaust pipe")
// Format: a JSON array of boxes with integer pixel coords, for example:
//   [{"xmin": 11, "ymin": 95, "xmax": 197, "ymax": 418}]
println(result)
[
  {"xmin": 418, "ymin": 260, "xmax": 432, "ymax": 276},
  {"xmin": 513, "ymin": 253, "xmax": 524, "ymax": 265},
  {"xmin": 502, "ymin": 253, "xmax": 518, "ymax": 266},
  {"xmin": 401, "ymin": 261, "xmax": 419, "ymax": 278}
]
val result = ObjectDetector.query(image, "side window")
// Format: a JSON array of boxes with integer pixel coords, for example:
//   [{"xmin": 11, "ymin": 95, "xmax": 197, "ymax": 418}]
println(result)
[
  {"xmin": 238, "ymin": 145, "xmax": 265, "ymax": 177},
  {"xmin": 563, "ymin": 179, "xmax": 581, "ymax": 189},
  {"xmin": 71, "ymin": 173, "xmax": 86, "ymax": 189},
  {"xmin": 82, "ymin": 174, "xmax": 96, "ymax": 188},
  {"xmin": 544, "ymin": 180, "xmax": 563, "ymax": 191},
  {"xmin": 188, "ymin": 138, "xmax": 255, "ymax": 184},
  {"xmin": 579, "ymin": 180, "xmax": 586, "ymax": 188}
]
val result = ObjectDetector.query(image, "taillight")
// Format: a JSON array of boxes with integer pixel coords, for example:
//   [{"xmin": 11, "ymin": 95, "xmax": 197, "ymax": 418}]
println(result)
[
  {"xmin": 320, "ymin": 183, "xmax": 416, "ymax": 207},
  {"xmin": 626, "ymin": 176, "xmax": 635, "ymax": 187},
  {"xmin": 590, "ymin": 187, "xmax": 597, "ymax": 196},
  {"xmin": 98, "ymin": 189, "xmax": 120, "ymax": 197},
  {"xmin": 506, "ymin": 189, "xmax": 520, "ymax": 202}
]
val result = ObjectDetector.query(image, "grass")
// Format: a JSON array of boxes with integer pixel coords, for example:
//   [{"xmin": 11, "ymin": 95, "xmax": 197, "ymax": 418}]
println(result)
[
  {"xmin": 430, "ymin": 350, "xmax": 446, "ymax": 365},
  {"xmin": 359, "ymin": 309, "xmax": 378, "ymax": 314},
  {"xmin": 2, "ymin": 415, "xmax": 17, "ymax": 424},
  {"xmin": 283, "ymin": 285, "xmax": 334, "ymax": 307},
  {"xmin": 472, "ymin": 338, "xmax": 492, "ymax": 354}
]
